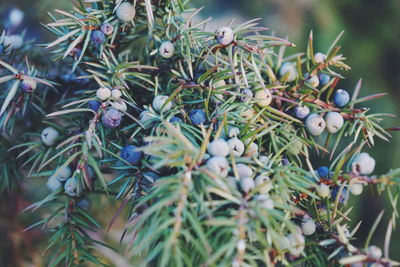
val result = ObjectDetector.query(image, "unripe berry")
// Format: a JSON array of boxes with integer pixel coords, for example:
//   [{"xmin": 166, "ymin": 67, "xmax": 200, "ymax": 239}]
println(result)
[
  {"xmin": 55, "ymin": 166, "xmax": 72, "ymax": 182},
  {"xmin": 236, "ymin": 239, "xmax": 246, "ymax": 252},
  {"xmin": 111, "ymin": 89, "xmax": 122, "ymax": 100},
  {"xmin": 64, "ymin": 177, "xmax": 82, "ymax": 197},
  {"xmin": 279, "ymin": 62, "xmax": 298, "ymax": 82},
  {"xmin": 367, "ymin": 245, "xmax": 382, "ymax": 259},
  {"xmin": 318, "ymin": 73, "xmax": 330, "ymax": 86},
  {"xmin": 237, "ymin": 163, "xmax": 253, "ymax": 178},
  {"xmin": 120, "ymin": 145, "xmax": 142, "ymax": 165},
  {"xmin": 352, "ymin": 152, "xmax": 375, "ymax": 175},
  {"xmin": 96, "ymin": 87, "xmax": 111, "ymax": 100},
  {"xmin": 116, "ymin": 2, "xmax": 136, "ymax": 22},
  {"xmin": 305, "ymin": 113, "xmax": 326, "ymax": 136},
  {"xmin": 259, "ymin": 155, "xmax": 269, "ymax": 165},
  {"xmin": 3, "ymin": 35, "xmax": 23, "ymax": 50},
  {"xmin": 91, "ymin": 30, "xmax": 106, "ymax": 44},
  {"xmin": 255, "ymin": 175, "xmax": 272, "ymax": 193},
  {"xmin": 77, "ymin": 197, "xmax": 91, "ymax": 210},
  {"xmin": 314, "ymin": 52, "xmax": 326, "ymax": 64},
  {"xmin": 41, "ymin": 127, "xmax": 59, "ymax": 146},
  {"xmin": 47, "ymin": 175, "xmax": 62, "ymax": 192},
  {"xmin": 102, "ymin": 108, "xmax": 122, "ymax": 128},
  {"xmin": 316, "ymin": 184, "xmax": 330, "ymax": 198},
  {"xmin": 170, "ymin": 116, "xmax": 183, "ymax": 123},
  {"xmin": 100, "ymin": 23, "xmax": 114, "ymax": 35},
  {"xmin": 240, "ymin": 177, "xmax": 255, "ymax": 193},
  {"xmin": 8, "ymin": 8, "xmax": 24, "ymax": 27},
  {"xmin": 350, "ymin": 183, "xmax": 363, "ymax": 195},
  {"xmin": 88, "ymin": 100, "xmax": 101, "ymax": 111},
  {"xmin": 208, "ymin": 139, "xmax": 230, "ymax": 157},
  {"xmin": 305, "ymin": 74, "xmax": 320, "ymax": 88},
  {"xmin": 240, "ymin": 88, "xmax": 253, "ymax": 102},
  {"xmin": 301, "ymin": 218, "xmax": 316, "ymax": 236},
  {"xmin": 159, "ymin": 41, "xmax": 175, "ymax": 59},
  {"xmin": 189, "ymin": 109, "xmax": 206, "ymax": 125},
  {"xmin": 325, "ymin": 111, "xmax": 344, "ymax": 134},
  {"xmin": 152, "ymin": 95, "xmax": 172, "ymax": 112},
  {"xmin": 317, "ymin": 166, "xmax": 329, "ymax": 178},
  {"xmin": 287, "ymin": 230, "xmax": 305, "ymax": 256},
  {"xmin": 333, "ymin": 89, "xmax": 350, "ymax": 108},
  {"xmin": 228, "ymin": 127, "xmax": 240, "ymax": 138},
  {"xmin": 111, "ymin": 100, "xmax": 127, "ymax": 112},
  {"xmin": 255, "ymin": 194, "xmax": 274, "ymax": 209},
  {"xmin": 246, "ymin": 142, "xmax": 259, "ymax": 157},
  {"xmin": 206, "ymin": 156, "xmax": 229, "ymax": 177},
  {"xmin": 294, "ymin": 105, "xmax": 310, "ymax": 119},
  {"xmin": 227, "ymin": 137, "xmax": 244, "ymax": 157},
  {"xmin": 21, "ymin": 77, "xmax": 37, "ymax": 92},
  {"xmin": 255, "ymin": 88, "xmax": 272, "ymax": 107},
  {"xmin": 216, "ymin": 26, "xmax": 234, "ymax": 45}
]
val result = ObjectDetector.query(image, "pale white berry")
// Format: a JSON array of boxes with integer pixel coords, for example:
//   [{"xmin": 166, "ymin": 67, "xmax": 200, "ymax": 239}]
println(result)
[
  {"xmin": 240, "ymin": 177, "xmax": 255, "ymax": 193},
  {"xmin": 305, "ymin": 75, "xmax": 320, "ymax": 88},
  {"xmin": 367, "ymin": 245, "xmax": 382, "ymax": 259},
  {"xmin": 116, "ymin": 2, "xmax": 135, "ymax": 22},
  {"xmin": 255, "ymin": 88, "xmax": 272, "ymax": 107},
  {"xmin": 206, "ymin": 156, "xmax": 229, "ymax": 177},
  {"xmin": 111, "ymin": 100, "xmax": 127, "ymax": 112},
  {"xmin": 314, "ymin": 52, "xmax": 326, "ymax": 64},
  {"xmin": 41, "ymin": 127, "xmax": 59, "ymax": 146},
  {"xmin": 228, "ymin": 127, "xmax": 240, "ymax": 138},
  {"xmin": 111, "ymin": 89, "xmax": 122, "ymax": 100},
  {"xmin": 216, "ymin": 26, "xmax": 234, "ymax": 45},
  {"xmin": 236, "ymin": 239, "xmax": 246, "ymax": 252},
  {"xmin": 352, "ymin": 152, "xmax": 375, "ymax": 175},
  {"xmin": 47, "ymin": 175, "xmax": 62, "ymax": 192},
  {"xmin": 227, "ymin": 138, "xmax": 245, "ymax": 157},
  {"xmin": 139, "ymin": 110, "xmax": 154, "ymax": 124},
  {"xmin": 287, "ymin": 229, "xmax": 305, "ymax": 256},
  {"xmin": 305, "ymin": 113, "xmax": 326, "ymax": 136},
  {"xmin": 55, "ymin": 166, "xmax": 72, "ymax": 182},
  {"xmin": 208, "ymin": 139, "xmax": 230, "ymax": 157},
  {"xmin": 325, "ymin": 112, "xmax": 344, "ymax": 134},
  {"xmin": 279, "ymin": 62, "xmax": 298, "ymax": 82},
  {"xmin": 350, "ymin": 183, "xmax": 363, "ymax": 196},
  {"xmin": 255, "ymin": 175, "xmax": 272, "ymax": 193},
  {"xmin": 259, "ymin": 155, "xmax": 269, "ymax": 165},
  {"xmin": 246, "ymin": 142, "xmax": 259, "ymax": 157},
  {"xmin": 316, "ymin": 184, "xmax": 330, "ymax": 198},
  {"xmin": 96, "ymin": 87, "xmax": 111, "ymax": 100},
  {"xmin": 237, "ymin": 163, "xmax": 253, "ymax": 178},
  {"xmin": 9, "ymin": 9, "xmax": 24, "ymax": 27},
  {"xmin": 255, "ymin": 194, "xmax": 274, "ymax": 209},
  {"xmin": 3, "ymin": 35, "xmax": 23, "ymax": 50},
  {"xmin": 159, "ymin": 41, "xmax": 175, "ymax": 59},
  {"xmin": 152, "ymin": 95, "xmax": 172, "ymax": 112},
  {"xmin": 301, "ymin": 218, "xmax": 316, "ymax": 236}
]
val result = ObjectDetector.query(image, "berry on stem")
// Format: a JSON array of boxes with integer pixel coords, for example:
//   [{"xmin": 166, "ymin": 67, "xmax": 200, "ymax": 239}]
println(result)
[
  {"xmin": 120, "ymin": 145, "xmax": 142, "ymax": 165},
  {"xmin": 207, "ymin": 139, "xmax": 230, "ymax": 157},
  {"xmin": 325, "ymin": 111, "xmax": 344, "ymax": 134},
  {"xmin": 352, "ymin": 152, "xmax": 375, "ymax": 175},
  {"xmin": 159, "ymin": 41, "xmax": 175, "ymax": 59},
  {"xmin": 216, "ymin": 26, "xmax": 234, "ymax": 45},
  {"xmin": 102, "ymin": 108, "xmax": 122, "ymax": 128},
  {"xmin": 294, "ymin": 105, "xmax": 310, "ymax": 119},
  {"xmin": 189, "ymin": 109, "xmax": 206, "ymax": 125},
  {"xmin": 305, "ymin": 113, "xmax": 326, "ymax": 136},
  {"xmin": 333, "ymin": 89, "xmax": 350, "ymax": 108},
  {"xmin": 279, "ymin": 62, "xmax": 298, "ymax": 82},
  {"xmin": 116, "ymin": 2, "xmax": 135, "ymax": 22},
  {"xmin": 152, "ymin": 95, "xmax": 172, "ymax": 112},
  {"xmin": 41, "ymin": 127, "xmax": 59, "ymax": 146}
]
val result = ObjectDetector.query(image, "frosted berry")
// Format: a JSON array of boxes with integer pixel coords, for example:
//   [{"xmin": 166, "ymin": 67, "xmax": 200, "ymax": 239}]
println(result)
[
  {"xmin": 350, "ymin": 183, "xmax": 363, "ymax": 195},
  {"xmin": 208, "ymin": 139, "xmax": 230, "ymax": 157},
  {"xmin": 287, "ymin": 230, "xmax": 305, "ymax": 256},
  {"xmin": 228, "ymin": 127, "xmax": 240, "ymax": 138},
  {"xmin": 255, "ymin": 88, "xmax": 272, "ymax": 107},
  {"xmin": 77, "ymin": 197, "xmax": 91, "ymax": 210},
  {"xmin": 227, "ymin": 137, "xmax": 244, "ymax": 157},
  {"xmin": 259, "ymin": 155, "xmax": 269, "ymax": 165},
  {"xmin": 189, "ymin": 109, "xmax": 206, "ymax": 125},
  {"xmin": 317, "ymin": 166, "xmax": 329, "ymax": 178},
  {"xmin": 102, "ymin": 108, "xmax": 122, "ymax": 128},
  {"xmin": 152, "ymin": 95, "xmax": 172, "ymax": 112},
  {"xmin": 21, "ymin": 77, "xmax": 37, "ymax": 92},
  {"xmin": 120, "ymin": 145, "xmax": 142, "ymax": 165},
  {"xmin": 47, "ymin": 175, "xmax": 62, "ymax": 192},
  {"xmin": 88, "ymin": 100, "xmax": 101, "ymax": 111},
  {"xmin": 216, "ymin": 26, "xmax": 234, "ymax": 45},
  {"xmin": 279, "ymin": 62, "xmax": 298, "ymax": 82},
  {"xmin": 333, "ymin": 89, "xmax": 350, "ymax": 108},
  {"xmin": 316, "ymin": 184, "xmax": 330, "ymax": 198},
  {"xmin": 325, "ymin": 111, "xmax": 344, "ymax": 134},
  {"xmin": 111, "ymin": 89, "xmax": 122, "ymax": 100},
  {"xmin": 305, "ymin": 113, "xmax": 326, "ymax": 136},
  {"xmin": 246, "ymin": 142, "xmax": 259, "ymax": 157},
  {"xmin": 139, "ymin": 110, "xmax": 154, "ymax": 124},
  {"xmin": 294, "ymin": 105, "xmax": 310, "ymax": 119},
  {"xmin": 41, "ymin": 127, "xmax": 59, "ymax": 146},
  {"xmin": 254, "ymin": 175, "xmax": 272, "ymax": 194},
  {"xmin": 8, "ymin": 8, "xmax": 24, "ymax": 28},
  {"xmin": 352, "ymin": 152, "xmax": 375, "ymax": 175},
  {"xmin": 54, "ymin": 166, "xmax": 72, "ymax": 182},
  {"xmin": 237, "ymin": 163, "xmax": 253, "ymax": 178},
  {"xmin": 111, "ymin": 100, "xmax": 127, "ymax": 112},
  {"xmin": 96, "ymin": 87, "xmax": 111, "ymax": 100},
  {"xmin": 240, "ymin": 88, "xmax": 253, "ymax": 102},
  {"xmin": 240, "ymin": 177, "xmax": 255, "ymax": 193},
  {"xmin": 100, "ymin": 23, "xmax": 114, "ymax": 35},
  {"xmin": 3, "ymin": 35, "xmax": 23, "ymax": 50},
  {"xmin": 206, "ymin": 156, "xmax": 229, "ymax": 177},
  {"xmin": 313, "ymin": 52, "xmax": 326, "ymax": 64},
  {"xmin": 318, "ymin": 73, "xmax": 330, "ymax": 85},
  {"xmin": 159, "ymin": 41, "xmax": 175, "ymax": 59},
  {"xmin": 255, "ymin": 194, "xmax": 274, "ymax": 209},
  {"xmin": 367, "ymin": 245, "xmax": 382, "ymax": 259},
  {"xmin": 301, "ymin": 218, "xmax": 316, "ymax": 236},
  {"xmin": 305, "ymin": 74, "xmax": 320, "ymax": 88},
  {"xmin": 91, "ymin": 30, "xmax": 106, "ymax": 44},
  {"xmin": 116, "ymin": 2, "xmax": 136, "ymax": 22},
  {"xmin": 64, "ymin": 177, "xmax": 82, "ymax": 197}
]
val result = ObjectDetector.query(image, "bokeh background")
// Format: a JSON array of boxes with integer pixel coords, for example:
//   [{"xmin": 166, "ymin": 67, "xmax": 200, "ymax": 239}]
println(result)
[{"xmin": 1, "ymin": 0, "xmax": 399, "ymax": 265}]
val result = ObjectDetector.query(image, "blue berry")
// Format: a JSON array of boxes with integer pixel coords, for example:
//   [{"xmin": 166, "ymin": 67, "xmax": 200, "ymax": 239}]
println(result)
[
  {"xmin": 333, "ymin": 89, "xmax": 350, "ymax": 108},
  {"xmin": 91, "ymin": 30, "xmax": 106, "ymax": 44},
  {"xmin": 120, "ymin": 145, "xmax": 142, "ymax": 165},
  {"xmin": 64, "ymin": 177, "xmax": 82, "ymax": 197},
  {"xmin": 100, "ymin": 23, "xmax": 114, "ymax": 35},
  {"xmin": 88, "ymin": 100, "xmax": 101, "ymax": 111},
  {"xmin": 331, "ymin": 186, "xmax": 348, "ymax": 203},
  {"xmin": 77, "ymin": 197, "xmax": 91, "ymax": 210},
  {"xmin": 102, "ymin": 108, "xmax": 122, "ymax": 128},
  {"xmin": 0, "ymin": 44, "xmax": 3, "ymax": 53},
  {"xmin": 317, "ymin": 166, "xmax": 329, "ymax": 178},
  {"xmin": 189, "ymin": 109, "xmax": 206, "ymax": 125},
  {"xmin": 318, "ymin": 74, "xmax": 330, "ymax": 86},
  {"xmin": 170, "ymin": 116, "xmax": 182, "ymax": 123},
  {"xmin": 294, "ymin": 105, "xmax": 310, "ymax": 119}
]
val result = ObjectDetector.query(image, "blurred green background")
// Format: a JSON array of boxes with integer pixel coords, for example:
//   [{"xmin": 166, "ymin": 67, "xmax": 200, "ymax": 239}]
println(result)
[{"xmin": 1, "ymin": 0, "xmax": 399, "ymax": 265}]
